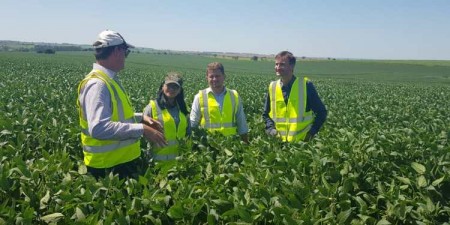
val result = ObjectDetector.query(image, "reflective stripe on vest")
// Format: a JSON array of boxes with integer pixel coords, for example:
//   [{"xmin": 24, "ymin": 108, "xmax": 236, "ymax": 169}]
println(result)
[
  {"xmin": 149, "ymin": 100, "xmax": 187, "ymax": 161},
  {"xmin": 199, "ymin": 88, "xmax": 238, "ymax": 136},
  {"xmin": 269, "ymin": 77, "xmax": 314, "ymax": 142},
  {"xmin": 77, "ymin": 70, "xmax": 140, "ymax": 168}
]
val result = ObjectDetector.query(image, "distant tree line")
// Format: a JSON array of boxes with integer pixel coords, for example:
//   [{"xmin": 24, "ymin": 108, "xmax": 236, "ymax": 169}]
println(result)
[{"xmin": 34, "ymin": 45, "xmax": 82, "ymax": 53}]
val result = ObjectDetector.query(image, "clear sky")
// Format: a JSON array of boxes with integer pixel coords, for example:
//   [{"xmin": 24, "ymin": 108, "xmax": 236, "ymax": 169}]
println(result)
[{"xmin": 1, "ymin": 0, "xmax": 449, "ymax": 60}]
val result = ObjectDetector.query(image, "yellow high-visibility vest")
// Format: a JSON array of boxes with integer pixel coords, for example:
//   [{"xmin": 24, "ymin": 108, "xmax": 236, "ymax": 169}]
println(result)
[
  {"xmin": 149, "ymin": 100, "xmax": 187, "ymax": 161},
  {"xmin": 269, "ymin": 77, "xmax": 314, "ymax": 142},
  {"xmin": 199, "ymin": 88, "xmax": 238, "ymax": 136},
  {"xmin": 77, "ymin": 70, "xmax": 140, "ymax": 168}
]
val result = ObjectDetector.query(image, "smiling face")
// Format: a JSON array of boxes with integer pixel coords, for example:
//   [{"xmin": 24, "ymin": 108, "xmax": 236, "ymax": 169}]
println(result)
[
  {"xmin": 206, "ymin": 69, "xmax": 225, "ymax": 90},
  {"xmin": 275, "ymin": 58, "xmax": 294, "ymax": 77},
  {"xmin": 162, "ymin": 83, "xmax": 181, "ymax": 99}
]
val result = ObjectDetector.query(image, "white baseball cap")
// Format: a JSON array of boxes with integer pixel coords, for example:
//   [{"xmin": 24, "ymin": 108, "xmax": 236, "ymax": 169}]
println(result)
[{"xmin": 93, "ymin": 30, "xmax": 135, "ymax": 49}]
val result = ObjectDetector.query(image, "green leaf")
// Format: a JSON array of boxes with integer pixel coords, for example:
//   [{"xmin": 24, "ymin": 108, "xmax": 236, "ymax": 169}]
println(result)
[
  {"xmin": 167, "ymin": 203, "xmax": 184, "ymax": 219},
  {"xmin": 237, "ymin": 206, "xmax": 252, "ymax": 222},
  {"xmin": 376, "ymin": 218, "xmax": 391, "ymax": 225},
  {"xmin": 0, "ymin": 130, "xmax": 12, "ymax": 135},
  {"xmin": 426, "ymin": 197, "xmax": 435, "ymax": 213},
  {"xmin": 396, "ymin": 176, "xmax": 411, "ymax": 185},
  {"xmin": 411, "ymin": 162, "xmax": 426, "ymax": 174},
  {"xmin": 224, "ymin": 148, "xmax": 233, "ymax": 156},
  {"xmin": 417, "ymin": 175, "xmax": 427, "ymax": 188},
  {"xmin": 75, "ymin": 207, "xmax": 85, "ymax": 220},
  {"xmin": 78, "ymin": 165, "xmax": 87, "ymax": 175},
  {"xmin": 138, "ymin": 175, "xmax": 148, "ymax": 185},
  {"xmin": 354, "ymin": 196, "xmax": 367, "ymax": 213},
  {"xmin": 431, "ymin": 176, "xmax": 444, "ymax": 186},
  {"xmin": 40, "ymin": 213, "xmax": 64, "ymax": 223},
  {"xmin": 207, "ymin": 214, "xmax": 216, "ymax": 225},
  {"xmin": 206, "ymin": 163, "xmax": 212, "ymax": 177},
  {"xmin": 39, "ymin": 190, "xmax": 50, "ymax": 210},
  {"xmin": 337, "ymin": 209, "xmax": 352, "ymax": 224}
]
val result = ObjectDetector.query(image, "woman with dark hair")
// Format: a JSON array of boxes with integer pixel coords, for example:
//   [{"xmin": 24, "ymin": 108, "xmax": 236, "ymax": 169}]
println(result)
[{"xmin": 143, "ymin": 72, "xmax": 190, "ymax": 162}]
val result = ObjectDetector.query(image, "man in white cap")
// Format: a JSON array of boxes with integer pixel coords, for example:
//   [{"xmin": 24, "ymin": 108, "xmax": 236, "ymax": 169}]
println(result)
[{"xmin": 77, "ymin": 30, "xmax": 166, "ymax": 179}]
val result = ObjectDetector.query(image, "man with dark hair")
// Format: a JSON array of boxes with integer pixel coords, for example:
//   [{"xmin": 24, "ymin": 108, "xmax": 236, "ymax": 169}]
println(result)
[
  {"xmin": 263, "ymin": 51, "xmax": 327, "ymax": 142},
  {"xmin": 190, "ymin": 62, "xmax": 249, "ymax": 143},
  {"xmin": 77, "ymin": 30, "xmax": 166, "ymax": 179}
]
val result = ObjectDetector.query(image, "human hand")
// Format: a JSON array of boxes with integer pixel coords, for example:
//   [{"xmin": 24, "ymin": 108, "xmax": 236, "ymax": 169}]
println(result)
[
  {"xmin": 143, "ymin": 125, "xmax": 167, "ymax": 148},
  {"xmin": 142, "ymin": 115, "xmax": 163, "ymax": 133}
]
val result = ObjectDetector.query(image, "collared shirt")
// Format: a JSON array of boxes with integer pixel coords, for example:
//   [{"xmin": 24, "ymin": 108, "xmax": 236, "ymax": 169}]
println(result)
[
  {"xmin": 78, "ymin": 63, "xmax": 143, "ymax": 140},
  {"xmin": 262, "ymin": 76, "xmax": 327, "ymax": 136},
  {"xmin": 190, "ymin": 87, "xmax": 249, "ymax": 135},
  {"xmin": 143, "ymin": 102, "xmax": 191, "ymax": 135}
]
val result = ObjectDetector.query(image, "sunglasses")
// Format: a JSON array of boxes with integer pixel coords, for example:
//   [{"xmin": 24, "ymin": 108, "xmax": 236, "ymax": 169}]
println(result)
[
  {"xmin": 166, "ymin": 83, "xmax": 180, "ymax": 90},
  {"xmin": 118, "ymin": 45, "xmax": 130, "ymax": 57}
]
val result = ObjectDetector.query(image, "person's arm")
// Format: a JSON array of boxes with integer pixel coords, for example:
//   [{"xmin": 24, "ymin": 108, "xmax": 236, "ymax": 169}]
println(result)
[
  {"xmin": 80, "ymin": 79, "xmax": 143, "ymax": 141},
  {"xmin": 262, "ymin": 92, "xmax": 276, "ymax": 132},
  {"xmin": 143, "ymin": 104, "xmax": 153, "ymax": 118},
  {"xmin": 141, "ymin": 103, "xmax": 163, "ymax": 134},
  {"xmin": 134, "ymin": 113, "xmax": 143, "ymax": 124},
  {"xmin": 235, "ymin": 95, "xmax": 249, "ymax": 143},
  {"xmin": 186, "ymin": 116, "xmax": 192, "ymax": 136},
  {"xmin": 306, "ymin": 81, "xmax": 327, "ymax": 139},
  {"xmin": 141, "ymin": 102, "xmax": 167, "ymax": 146},
  {"xmin": 190, "ymin": 93, "xmax": 201, "ymax": 128}
]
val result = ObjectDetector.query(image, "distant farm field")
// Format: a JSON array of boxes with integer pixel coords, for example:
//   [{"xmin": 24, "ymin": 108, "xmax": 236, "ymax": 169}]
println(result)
[{"xmin": 0, "ymin": 52, "xmax": 449, "ymax": 224}]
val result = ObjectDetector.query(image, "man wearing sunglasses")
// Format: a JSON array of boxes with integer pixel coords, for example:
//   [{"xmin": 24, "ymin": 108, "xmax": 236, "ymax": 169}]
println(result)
[{"xmin": 77, "ymin": 30, "xmax": 167, "ymax": 179}]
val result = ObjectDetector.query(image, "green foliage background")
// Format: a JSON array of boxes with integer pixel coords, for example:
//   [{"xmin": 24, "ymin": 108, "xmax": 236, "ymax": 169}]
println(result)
[{"xmin": 0, "ymin": 52, "xmax": 449, "ymax": 224}]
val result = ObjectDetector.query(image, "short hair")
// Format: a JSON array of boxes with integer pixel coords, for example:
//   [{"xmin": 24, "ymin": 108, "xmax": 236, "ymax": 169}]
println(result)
[
  {"xmin": 93, "ymin": 43, "xmax": 126, "ymax": 60},
  {"xmin": 275, "ymin": 51, "xmax": 296, "ymax": 66},
  {"xmin": 206, "ymin": 62, "xmax": 225, "ymax": 75}
]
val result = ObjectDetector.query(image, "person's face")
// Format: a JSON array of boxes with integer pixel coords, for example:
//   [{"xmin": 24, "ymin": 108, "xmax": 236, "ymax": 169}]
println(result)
[
  {"xmin": 275, "ymin": 58, "xmax": 294, "ymax": 77},
  {"xmin": 114, "ymin": 45, "xmax": 130, "ymax": 71},
  {"xmin": 206, "ymin": 69, "xmax": 225, "ymax": 89},
  {"xmin": 163, "ymin": 83, "xmax": 181, "ymax": 99}
]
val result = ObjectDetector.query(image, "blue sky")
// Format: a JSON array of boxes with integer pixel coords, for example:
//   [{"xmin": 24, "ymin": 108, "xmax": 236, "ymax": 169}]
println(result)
[{"xmin": 1, "ymin": 0, "xmax": 449, "ymax": 60}]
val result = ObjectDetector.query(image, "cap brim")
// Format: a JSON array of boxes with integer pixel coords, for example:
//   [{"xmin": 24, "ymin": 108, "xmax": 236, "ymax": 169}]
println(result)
[
  {"xmin": 165, "ymin": 81, "xmax": 180, "ymax": 86},
  {"xmin": 126, "ymin": 43, "xmax": 135, "ymax": 49}
]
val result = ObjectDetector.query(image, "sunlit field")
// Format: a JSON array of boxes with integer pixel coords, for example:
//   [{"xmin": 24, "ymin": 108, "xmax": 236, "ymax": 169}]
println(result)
[{"xmin": 1, "ymin": 51, "xmax": 449, "ymax": 224}]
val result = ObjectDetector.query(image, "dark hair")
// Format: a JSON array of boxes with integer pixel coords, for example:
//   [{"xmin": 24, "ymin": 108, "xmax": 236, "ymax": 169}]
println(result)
[
  {"xmin": 155, "ymin": 81, "xmax": 188, "ymax": 115},
  {"xmin": 93, "ymin": 43, "xmax": 126, "ymax": 60},
  {"xmin": 275, "ymin": 51, "xmax": 296, "ymax": 66}
]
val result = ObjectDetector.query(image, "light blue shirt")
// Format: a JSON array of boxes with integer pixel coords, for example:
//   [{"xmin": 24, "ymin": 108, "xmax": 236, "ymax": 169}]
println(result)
[
  {"xmin": 190, "ymin": 87, "xmax": 249, "ymax": 135},
  {"xmin": 78, "ymin": 63, "xmax": 143, "ymax": 140}
]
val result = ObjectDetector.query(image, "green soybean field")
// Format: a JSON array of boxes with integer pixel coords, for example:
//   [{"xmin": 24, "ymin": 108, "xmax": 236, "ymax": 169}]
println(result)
[{"xmin": 1, "ymin": 52, "xmax": 449, "ymax": 224}]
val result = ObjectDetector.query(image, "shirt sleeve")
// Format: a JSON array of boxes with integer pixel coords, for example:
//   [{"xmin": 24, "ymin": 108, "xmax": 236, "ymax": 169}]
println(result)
[
  {"xmin": 189, "ymin": 93, "xmax": 201, "ymax": 128},
  {"xmin": 134, "ymin": 113, "xmax": 143, "ymax": 123},
  {"xmin": 262, "ymin": 92, "xmax": 276, "ymax": 130},
  {"xmin": 186, "ymin": 119, "xmax": 192, "ymax": 136},
  {"xmin": 306, "ymin": 81, "xmax": 327, "ymax": 136},
  {"xmin": 80, "ymin": 78, "xmax": 144, "ymax": 141},
  {"xmin": 235, "ymin": 95, "xmax": 249, "ymax": 135}
]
